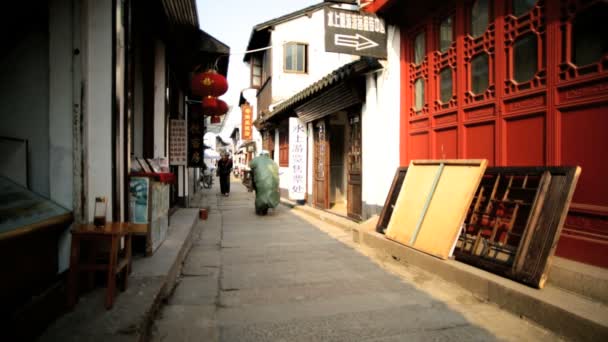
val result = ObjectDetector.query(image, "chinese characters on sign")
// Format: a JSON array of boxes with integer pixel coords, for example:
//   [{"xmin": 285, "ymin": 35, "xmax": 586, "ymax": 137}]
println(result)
[
  {"xmin": 169, "ymin": 119, "xmax": 187, "ymax": 165},
  {"xmin": 241, "ymin": 104, "xmax": 253, "ymax": 140},
  {"xmin": 324, "ymin": 8, "xmax": 387, "ymax": 59},
  {"xmin": 288, "ymin": 118, "xmax": 307, "ymax": 200},
  {"xmin": 187, "ymin": 108, "xmax": 204, "ymax": 168}
]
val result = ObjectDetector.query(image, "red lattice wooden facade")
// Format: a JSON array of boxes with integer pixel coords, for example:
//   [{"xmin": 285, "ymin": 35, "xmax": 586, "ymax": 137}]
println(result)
[{"xmin": 373, "ymin": 0, "xmax": 608, "ymax": 268}]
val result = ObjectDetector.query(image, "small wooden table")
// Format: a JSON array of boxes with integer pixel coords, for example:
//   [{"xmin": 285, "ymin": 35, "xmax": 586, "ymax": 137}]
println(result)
[{"xmin": 67, "ymin": 222, "xmax": 132, "ymax": 310}]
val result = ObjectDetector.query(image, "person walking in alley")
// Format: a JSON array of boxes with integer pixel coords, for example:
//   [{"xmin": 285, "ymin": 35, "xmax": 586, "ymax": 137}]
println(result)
[
  {"xmin": 249, "ymin": 150, "xmax": 279, "ymax": 215},
  {"xmin": 217, "ymin": 151, "xmax": 233, "ymax": 196}
]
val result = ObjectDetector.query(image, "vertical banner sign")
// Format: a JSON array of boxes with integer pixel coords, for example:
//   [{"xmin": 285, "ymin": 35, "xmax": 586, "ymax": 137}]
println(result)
[
  {"xmin": 169, "ymin": 119, "xmax": 187, "ymax": 165},
  {"xmin": 241, "ymin": 104, "xmax": 253, "ymax": 140},
  {"xmin": 324, "ymin": 7, "xmax": 387, "ymax": 59},
  {"xmin": 187, "ymin": 107, "xmax": 204, "ymax": 168},
  {"xmin": 288, "ymin": 118, "xmax": 307, "ymax": 200}
]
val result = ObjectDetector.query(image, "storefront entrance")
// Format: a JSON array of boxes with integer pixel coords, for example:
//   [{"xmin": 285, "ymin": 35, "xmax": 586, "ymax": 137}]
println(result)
[{"xmin": 313, "ymin": 111, "xmax": 362, "ymax": 220}]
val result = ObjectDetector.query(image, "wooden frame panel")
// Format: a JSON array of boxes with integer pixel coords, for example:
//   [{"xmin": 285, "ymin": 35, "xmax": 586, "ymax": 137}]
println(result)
[
  {"xmin": 385, "ymin": 159, "xmax": 488, "ymax": 259},
  {"xmin": 455, "ymin": 166, "xmax": 581, "ymax": 288}
]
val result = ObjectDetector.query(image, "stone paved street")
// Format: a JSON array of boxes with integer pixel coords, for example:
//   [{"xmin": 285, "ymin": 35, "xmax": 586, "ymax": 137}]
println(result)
[{"xmin": 150, "ymin": 179, "xmax": 561, "ymax": 341}]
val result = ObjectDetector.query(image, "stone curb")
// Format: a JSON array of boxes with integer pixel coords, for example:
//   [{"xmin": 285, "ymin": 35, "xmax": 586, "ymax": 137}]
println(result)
[
  {"xmin": 282, "ymin": 198, "xmax": 608, "ymax": 341},
  {"xmin": 138, "ymin": 211, "xmax": 199, "ymax": 342},
  {"xmin": 355, "ymin": 229, "xmax": 608, "ymax": 342}
]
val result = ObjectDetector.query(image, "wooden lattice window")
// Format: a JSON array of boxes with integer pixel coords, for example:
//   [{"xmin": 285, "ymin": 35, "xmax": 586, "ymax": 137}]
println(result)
[
  {"xmin": 414, "ymin": 31, "xmax": 426, "ymax": 65},
  {"xmin": 410, "ymin": 28, "xmax": 429, "ymax": 116},
  {"xmin": 559, "ymin": 0, "xmax": 608, "ymax": 81},
  {"xmin": 471, "ymin": 0, "xmax": 490, "ymax": 38},
  {"xmin": 439, "ymin": 16, "xmax": 454, "ymax": 53},
  {"xmin": 471, "ymin": 53, "xmax": 489, "ymax": 94},
  {"xmin": 464, "ymin": 0, "xmax": 495, "ymax": 104},
  {"xmin": 512, "ymin": 0, "xmax": 537, "ymax": 17},
  {"xmin": 504, "ymin": 0, "xmax": 545, "ymax": 94}
]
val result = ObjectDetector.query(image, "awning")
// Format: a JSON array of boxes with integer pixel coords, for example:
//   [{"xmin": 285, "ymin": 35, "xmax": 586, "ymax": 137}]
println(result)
[
  {"xmin": 161, "ymin": 0, "xmax": 198, "ymax": 28},
  {"xmin": 295, "ymin": 82, "xmax": 362, "ymax": 124},
  {"xmin": 257, "ymin": 57, "xmax": 382, "ymax": 127}
]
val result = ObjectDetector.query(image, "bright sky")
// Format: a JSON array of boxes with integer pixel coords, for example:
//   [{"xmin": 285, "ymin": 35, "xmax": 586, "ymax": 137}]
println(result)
[{"xmin": 196, "ymin": 0, "xmax": 320, "ymax": 136}]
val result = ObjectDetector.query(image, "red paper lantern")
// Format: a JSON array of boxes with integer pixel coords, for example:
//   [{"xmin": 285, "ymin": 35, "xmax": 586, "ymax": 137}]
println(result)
[
  {"xmin": 210, "ymin": 115, "xmax": 221, "ymax": 124},
  {"xmin": 201, "ymin": 96, "xmax": 218, "ymax": 115},
  {"xmin": 191, "ymin": 70, "xmax": 228, "ymax": 97},
  {"xmin": 215, "ymin": 99, "xmax": 229, "ymax": 115}
]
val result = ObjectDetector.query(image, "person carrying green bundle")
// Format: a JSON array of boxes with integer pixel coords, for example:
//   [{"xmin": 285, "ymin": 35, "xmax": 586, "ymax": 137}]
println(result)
[{"xmin": 249, "ymin": 150, "xmax": 280, "ymax": 215}]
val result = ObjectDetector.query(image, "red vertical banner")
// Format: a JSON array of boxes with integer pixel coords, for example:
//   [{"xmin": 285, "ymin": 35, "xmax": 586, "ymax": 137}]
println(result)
[{"xmin": 241, "ymin": 104, "xmax": 253, "ymax": 140}]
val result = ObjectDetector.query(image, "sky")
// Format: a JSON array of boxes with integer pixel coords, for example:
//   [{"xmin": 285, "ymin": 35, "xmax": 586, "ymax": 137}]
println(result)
[{"xmin": 196, "ymin": 0, "xmax": 321, "ymax": 137}]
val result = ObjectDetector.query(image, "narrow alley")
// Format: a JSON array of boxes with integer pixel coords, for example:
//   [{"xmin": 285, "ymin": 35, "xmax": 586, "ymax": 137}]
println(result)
[{"xmin": 150, "ymin": 179, "xmax": 559, "ymax": 341}]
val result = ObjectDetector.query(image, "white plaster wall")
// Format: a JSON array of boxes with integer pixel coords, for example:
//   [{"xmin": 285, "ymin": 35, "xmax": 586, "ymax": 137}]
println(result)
[
  {"xmin": 50, "ymin": 0, "xmax": 75, "ymax": 274},
  {"xmin": 133, "ymin": 39, "xmax": 144, "ymax": 157},
  {"xmin": 154, "ymin": 40, "xmax": 166, "ymax": 158},
  {"xmin": 361, "ymin": 25, "xmax": 401, "ymax": 217},
  {"xmin": 0, "ymin": 29, "xmax": 50, "ymax": 197},
  {"xmin": 84, "ymin": 0, "xmax": 113, "ymax": 221},
  {"xmin": 49, "ymin": 0, "xmax": 74, "ymax": 210},
  {"xmin": 270, "ymin": 9, "xmax": 358, "ymax": 103}
]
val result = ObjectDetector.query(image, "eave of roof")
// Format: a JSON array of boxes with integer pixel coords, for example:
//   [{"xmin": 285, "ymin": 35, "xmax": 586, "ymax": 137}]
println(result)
[
  {"xmin": 258, "ymin": 57, "xmax": 382, "ymax": 125},
  {"xmin": 243, "ymin": 2, "xmax": 330, "ymax": 61},
  {"xmin": 162, "ymin": 0, "xmax": 198, "ymax": 28}
]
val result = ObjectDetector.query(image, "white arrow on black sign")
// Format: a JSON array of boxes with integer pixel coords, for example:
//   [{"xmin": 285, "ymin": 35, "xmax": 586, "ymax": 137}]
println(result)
[{"xmin": 334, "ymin": 33, "xmax": 379, "ymax": 51}]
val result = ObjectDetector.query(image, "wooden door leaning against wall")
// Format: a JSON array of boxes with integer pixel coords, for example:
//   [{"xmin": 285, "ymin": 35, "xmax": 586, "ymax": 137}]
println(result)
[
  {"xmin": 313, "ymin": 120, "xmax": 329, "ymax": 209},
  {"xmin": 347, "ymin": 113, "xmax": 362, "ymax": 220}
]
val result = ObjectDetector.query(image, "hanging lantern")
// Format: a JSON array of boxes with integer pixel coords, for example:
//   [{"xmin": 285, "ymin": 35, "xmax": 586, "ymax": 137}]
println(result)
[
  {"xmin": 191, "ymin": 70, "xmax": 228, "ymax": 97},
  {"xmin": 215, "ymin": 99, "xmax": 229, "ymax": 115},
  {"xmin": 210, "ymin": 115, "xmax": 221, "ymax": 124},
  {"xmin": 201, "ymin": 96, "xmax": 218, "ymax": 115}
]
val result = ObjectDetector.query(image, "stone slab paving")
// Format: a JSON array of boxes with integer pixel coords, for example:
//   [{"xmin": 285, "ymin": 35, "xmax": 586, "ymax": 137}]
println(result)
[{"xmin": 151, "ymin": 180, "xmax": 561, "ymax": 342}]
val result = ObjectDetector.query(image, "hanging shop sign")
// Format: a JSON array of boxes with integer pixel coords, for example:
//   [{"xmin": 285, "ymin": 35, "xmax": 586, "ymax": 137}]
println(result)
[
  {"xmin": 169, "ymin": 119, "xmax": 187, "ymax": 165},
  {"xmin": 324, "ymin": 7, "xmax": 387, "ymax": 59},
  {"xmin": 241, "ymin": 104, "xmax": 253, "ymax": 140},
  {"xmin": 187, "ymin": 107, "xmax": 204, "ymax": 168},
  {"xmin": 288, "ymin": 117, "xmax": 307, "ymax": 200}
]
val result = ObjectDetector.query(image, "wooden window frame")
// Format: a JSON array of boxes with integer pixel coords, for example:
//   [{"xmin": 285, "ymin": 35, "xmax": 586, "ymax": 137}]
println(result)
[
  {"xmin": 283, "ymin": 42, "xmax": 308, "ymax": 74},
  {"xmin": 250, "ymin": 54, "xmax": 262, "ymax": 88}
]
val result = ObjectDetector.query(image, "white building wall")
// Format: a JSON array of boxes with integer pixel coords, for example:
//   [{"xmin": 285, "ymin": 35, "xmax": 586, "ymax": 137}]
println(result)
[
  {"xmin": 361, "ymin": 25, "xmax": 401, "ymax": 218},
  {"xmin": 84, "ymin": 0, "xmax": 113, "ymax": 221},
  {"xmin": 268, "ymin": 6, "xmax": 358, "ymax": 197},
  {"xmin": 133, "ymin": 39, "xmax": 144, "ymax": 157},
  {"xmin": 50, "ymin": 0, "xmax": 75, "ymax": 273},
  {"xmin": 50, "ymin": 0, "xmax": 74, "ymax": 210},
  {"xmin": 270, "ymin": 9, "xmax": 358, "ymax": 104},
  {"xmin": 153, "ymin": 40, "xmax": 166, "ymax": 158}
]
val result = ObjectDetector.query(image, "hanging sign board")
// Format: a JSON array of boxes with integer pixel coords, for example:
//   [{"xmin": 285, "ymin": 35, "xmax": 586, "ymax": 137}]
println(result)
[
  {"xmin": 242, "ymin": 104, "xmax": 253, "ymax": 140},
  {"xmin": 324, "ymin": 7, "xmax": 387, "ymax": 59},
  {"xmin": 169, "ymin": 119, "xmax": 187, "ymax": 165},
  {"xmin": 288, "ymin": 118, "xmax": 307, "ymax": 200},
  {"xmin": 187, "ymin": 108, "xmax": 204, "ymax": 168}
]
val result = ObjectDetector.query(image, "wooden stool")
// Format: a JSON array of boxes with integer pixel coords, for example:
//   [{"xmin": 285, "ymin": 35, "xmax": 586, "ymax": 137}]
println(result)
[{"xmin": 67, "ymin": 222, "xmax": 132, "ymax": 310}]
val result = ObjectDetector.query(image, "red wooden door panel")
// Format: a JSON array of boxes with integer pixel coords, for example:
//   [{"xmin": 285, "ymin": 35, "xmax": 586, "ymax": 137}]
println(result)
[{"xmin": 398, "ymin": 0, "xmax": 608, "ymax": 267}]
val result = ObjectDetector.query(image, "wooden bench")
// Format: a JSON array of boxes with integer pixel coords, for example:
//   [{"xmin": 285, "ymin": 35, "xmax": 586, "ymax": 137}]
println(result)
[{"xmin": 67, "ymin": 222, "xmax": 132, "ymax": 310}]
